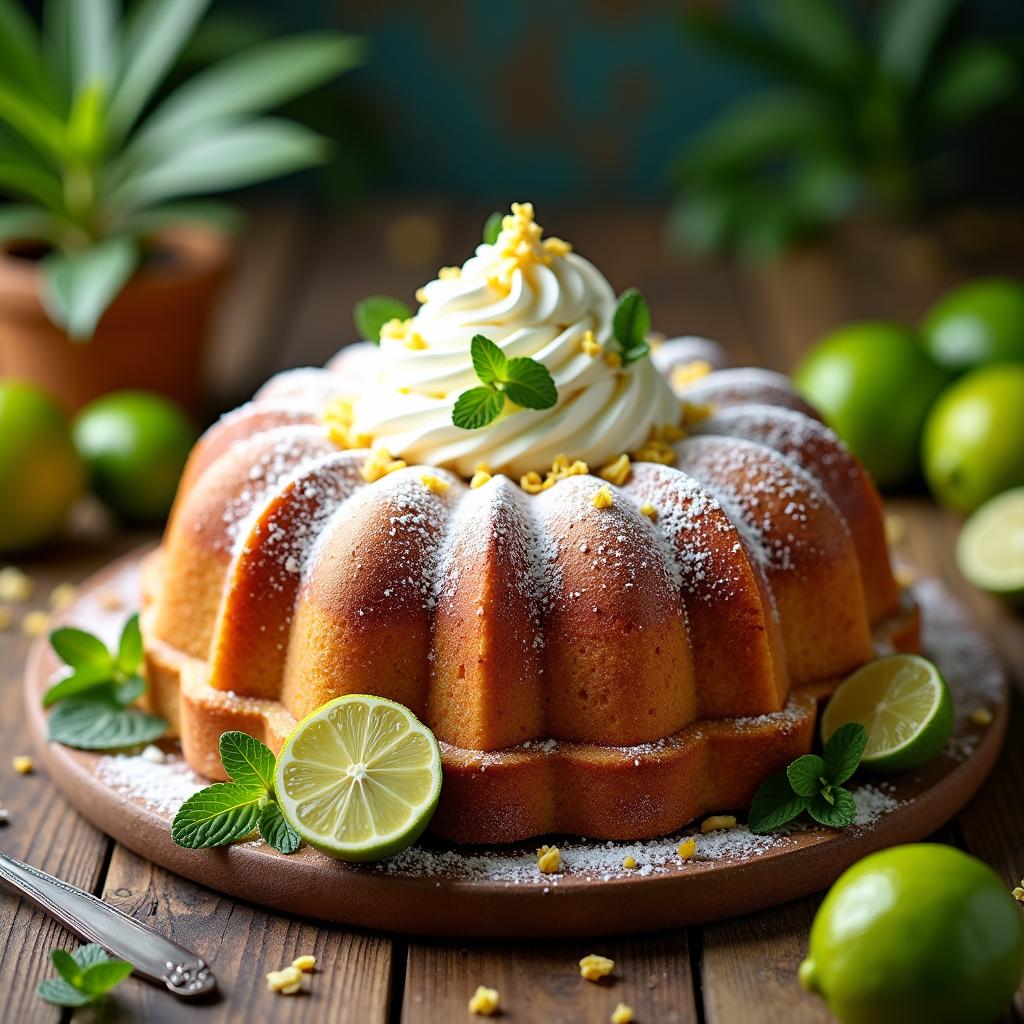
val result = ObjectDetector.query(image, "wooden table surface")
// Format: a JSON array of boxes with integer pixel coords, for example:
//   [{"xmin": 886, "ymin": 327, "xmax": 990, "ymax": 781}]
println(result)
[{"xmin": 1, "ymin": 203, "xmax": 1023, "ymax": 1023}]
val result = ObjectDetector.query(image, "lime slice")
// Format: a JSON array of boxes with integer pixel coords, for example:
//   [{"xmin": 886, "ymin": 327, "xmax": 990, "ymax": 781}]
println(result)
[
  {"xmin": 274, "ymin": 695, "xmax": 442, "ymax": 862},
  {"xmin": 821, "ymin": 655, "xmax": 954, "ymax": 773},
  {"xmin": 957, "ymin": 487, "xmax": 1024, "ymax": 600}
]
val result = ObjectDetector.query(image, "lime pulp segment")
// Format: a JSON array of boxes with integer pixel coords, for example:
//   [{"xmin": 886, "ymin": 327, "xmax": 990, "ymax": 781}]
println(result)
[
  {"xmin": 957, "ymin": 487, "xmax": 1024, "ymax": 595},
  {"xmin": 275, "ymin": 695, "xmax": 441, "ymax": 861}
]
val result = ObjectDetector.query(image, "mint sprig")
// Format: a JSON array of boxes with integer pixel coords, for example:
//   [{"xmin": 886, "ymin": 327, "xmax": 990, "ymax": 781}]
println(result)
[
  {"xmin": 612, "ymin": 288, "xmax": 652, "ymax": 365},
  {"xmin": 452, "ymin": 335, "xmax": 558, "ymax": 430},
  {"xmin": 172, "ymin": 732, "xmax": 301, "ymax": 855},
  {"xmin": 482, "ymin": 211, "xmax": 503, "ymax": 245},
  {"xmin": 748, "ymin": 723, "xmax": 868, "ymax": 834},
  {"xmin": 37, "ymin": 943, "xmax": 132, "ymax": 1008},
  {"xmin": 43, "ymin": 615, "xmax": 169, "ymax": 751},
  {"xmin": 354, "ymin": 295, "xmax": 412, "ymax": 344}
]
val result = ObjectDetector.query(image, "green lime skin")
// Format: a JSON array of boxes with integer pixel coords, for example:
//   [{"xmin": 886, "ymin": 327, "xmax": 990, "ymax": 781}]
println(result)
[
  {"xmin": 794, "ymin": 322, "xmax": 948, "ymax": 488},
  {"xmin": 72, "ymin": 391, "xmax": 197, "ymax": 525},
  {"xmin": 923, "ymin": 277, "xmax": 1024, "ymax": 374},
  {"xmin": 0, "ymin": 380, "xmax": 85, "ymax": 553},
  {"xmin": 800, "ymin": 844, "xmax": 1024, "ymax": 1024},
  {"xmin": 922, "ymin": 363, "xmax": 1024, "ymax": 514}
]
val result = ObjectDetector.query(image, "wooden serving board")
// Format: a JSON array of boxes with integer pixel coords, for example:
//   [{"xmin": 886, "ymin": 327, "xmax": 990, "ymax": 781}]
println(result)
[{"xmin": 23, "ymin": 548, "xmax": 1008, "ymax": 938}]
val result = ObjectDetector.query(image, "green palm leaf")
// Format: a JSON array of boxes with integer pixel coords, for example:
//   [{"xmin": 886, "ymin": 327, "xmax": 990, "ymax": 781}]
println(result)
[{"xmin": 0, "ymin": 0, "xmax": 55, "ymax": 105}]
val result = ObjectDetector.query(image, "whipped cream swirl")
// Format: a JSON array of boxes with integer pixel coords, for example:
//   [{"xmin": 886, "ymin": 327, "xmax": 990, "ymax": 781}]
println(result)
[{"xmin": 348, "ymin": 204, "xmax": 681, "ymax": 478}]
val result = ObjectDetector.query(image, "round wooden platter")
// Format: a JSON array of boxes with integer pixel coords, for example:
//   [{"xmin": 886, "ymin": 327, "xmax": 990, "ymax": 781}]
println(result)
[{"xmin": 24, "ymin": 547, "xmax": 1008, "ymax": 938}]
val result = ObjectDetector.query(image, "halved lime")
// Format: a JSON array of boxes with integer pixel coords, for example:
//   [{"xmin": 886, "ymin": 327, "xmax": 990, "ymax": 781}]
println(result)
[
  {"xmin": 821, "ymin": 654, "xmax": 954, "ymax": 773},
  {"xmin": 958, "ymin": 487, "xmax": 1024, "ymax": 600},
  {"xmin": 274, "ymin": 695, "xmax": 442, "ymax": 862}
]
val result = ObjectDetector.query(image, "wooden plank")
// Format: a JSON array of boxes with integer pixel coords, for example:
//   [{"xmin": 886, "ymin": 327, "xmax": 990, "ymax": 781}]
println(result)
[
  {"xmin": 0, "ymin": 531, "xmax": 148, "ymax": 1023},
  {"xmin": 402, "ymin": 931, "xmax": 696, "ymax": 1024},
  {"xmin": 99, "ymin": 844, "xmax": 395, "ymax": 1023}
]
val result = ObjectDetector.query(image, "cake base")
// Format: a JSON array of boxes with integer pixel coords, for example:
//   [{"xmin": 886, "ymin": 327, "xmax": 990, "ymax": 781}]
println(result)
[{"xmin": 24, "ymin": 548, "xmax": 1007, "ymax": 937}]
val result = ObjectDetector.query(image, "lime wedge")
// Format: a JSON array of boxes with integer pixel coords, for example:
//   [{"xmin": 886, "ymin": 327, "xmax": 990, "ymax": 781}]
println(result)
[
  {"xmin": 958, "ymin": 487, "xmax": 1024, "ymax": 600},
  {"xmin": 821, "ymin": 654, "xmax": 954, "ymax": 773},
  {"xmin": 274, "ymin": 695, "xmax": 442, "ymax": 862}
]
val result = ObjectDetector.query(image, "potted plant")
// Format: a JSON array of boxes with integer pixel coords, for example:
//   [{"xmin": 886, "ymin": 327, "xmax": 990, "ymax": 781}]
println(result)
[{"xmin": 0, "ymin": 0, "xmax": 362, "ymax": 411}]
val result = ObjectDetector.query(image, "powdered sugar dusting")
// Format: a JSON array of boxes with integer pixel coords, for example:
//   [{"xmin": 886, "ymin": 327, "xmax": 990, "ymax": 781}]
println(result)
[{"xmin": 96, "ymin": 750, "xmax": 204, "ymax": 815}]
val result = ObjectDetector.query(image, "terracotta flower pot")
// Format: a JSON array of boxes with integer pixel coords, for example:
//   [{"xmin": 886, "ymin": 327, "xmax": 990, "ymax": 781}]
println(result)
[{"xmin": 0, "ymin": 225, "xmax": 233, "ymax": 414}]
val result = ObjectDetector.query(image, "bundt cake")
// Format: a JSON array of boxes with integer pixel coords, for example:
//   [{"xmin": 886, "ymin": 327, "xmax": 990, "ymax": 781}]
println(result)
[{"xmin": 141, "ymin": 203, "xmax": 918, "ymax": 844}]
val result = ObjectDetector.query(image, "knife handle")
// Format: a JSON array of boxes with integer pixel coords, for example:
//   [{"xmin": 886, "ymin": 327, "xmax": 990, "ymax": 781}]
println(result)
[{"xmin": 0, "ymin": 851, "xmax": 216, "ymax": 999}]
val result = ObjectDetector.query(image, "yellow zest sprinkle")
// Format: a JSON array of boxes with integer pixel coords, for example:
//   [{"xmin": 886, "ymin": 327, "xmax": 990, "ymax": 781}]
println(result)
[
  {"xmin": 611, "ymin": 1003, "xmax": 634, "ymax": 1024},
  {"xmin": 323, "ymin": 395, "xmax": 366, "ymax": 450},
  {"xmin": 592, "ymin": 485, "xmax": 614, "ymax": 510},
  {"xmin": 579, "ymin": 954, "xmax": 614, "ymax": 982},
  {"xmin": 438, "ymin": 265, "xmax": 462, "ymax": 280},
  {"xmin": 1013, "ymin": 886, "xmax": 1024, "ymax": 904},
  {"xmin": 884, "ymin": 513, "xmax": 907, "ymax": 545},
  {"xmin": 581, "ymin": 330, "xmax": 602, "ymax": 357},
  {"xmin": 98, "ymin": 590, "xmax": 123, "ymax": 611},
  {"xmin": 415, "ymin": 286, "xmax": 428, "ymax": 304},
  {"xmin": 420, "ymin": 473, "xmax": 450, "ymax": 494},
  {"xmin": 969, "ymin": 707, "xmax": 993, "ymax": 727},
  {"xmin": 378, "ymin": 316, "xmax": 411, "ymax": 342},
  {"xmin": 21, "ymin": 611, "xmax": 50, "ymax": 637},
  {"xmin": 404, "ymin": 331, "xmax": 428, "ymax": 351},
  {"xmin": 468, "ymin": 986, "xmax": 500, "ymax": 1015},
  {"xmin": 701, "ymin": 814, "xmax": 737, "ymax": 834},
  {"xmin": 599, "ymin": 454, "xmax": 632, "ymax": 486},
  {"xmin": 662, "ymin": 422, "xmax": 686, "ymax": 442},
  {"xmin": 475, "ymin": 462, "xmax": 492, "ymax": 473},
  {"xmin": 12, "ymin": 755, "xmax": 33, "ymax": 775},
  {"xmin": 622, "ymin": 855, "xmax": 637, "ymax": 870},
  {"xmin": 49, "ymin": 582, "xmax": 77, "ymax": 612},
  {"xmin": 681, "ymin": 400, "xmax": 713, "ymax": 428},
  {"xmin": 0, "ymin": 567, "xmax": 32, "ymax": 603},
  {"xmin": 605, "ymin": 351, "xmax": 623, "ymax": 369},
  {"xmin": 520, "ymin": 455, "xmax": 589, "ymax": 494},
  {"xmin": 292, "ymin": 955, "xmax": 316, "ymax": 972},
  {"xmin": 543, "ymin": 236, "xmax": 572, "ymax": 256},
  {"xmin": 677, "ymin": 837, "xmax": 696, "ymax": 861},
  {"xmin": 361, "ymin": 449, "xmax": 407, "ymax": 483},
  {"xmin": 537, "ymin": 844, "xmax": 561, "ymax": 873},
  {"xmin": 470, "ymin": 470, "xmax": 492, "ymax": 489},
  {"xmin": 671, "ymin": 358, "xmax": 713, "ymax": 389},
  {"xmin": 266, "ymin": 966, "xmax": 304, "ymax": 995},
  {"xmin": 633, "ymin": 439, "xmax": 677, "ymax": 465},
  {"xmin": 639, "ymin": 502, "xmax": 658, "ymax": 522},
  {"xmin": 0, "ymin": 608, "xmax": 10, "ymax": 632}
]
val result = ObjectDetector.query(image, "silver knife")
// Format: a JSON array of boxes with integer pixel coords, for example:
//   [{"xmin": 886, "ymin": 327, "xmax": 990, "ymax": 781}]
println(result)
[{"xmin": 0, "ymin": 851, "xmax": 216, "ymax": 999}]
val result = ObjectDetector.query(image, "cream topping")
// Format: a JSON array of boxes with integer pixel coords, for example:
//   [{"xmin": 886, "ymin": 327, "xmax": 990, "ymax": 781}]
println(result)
[{"xmin": 346, "ymin": 203, "xmax": 680, "ymax": 478}]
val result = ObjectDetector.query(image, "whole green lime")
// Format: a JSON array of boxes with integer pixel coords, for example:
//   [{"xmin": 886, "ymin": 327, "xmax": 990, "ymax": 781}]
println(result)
[
  {"xmin": 923, "ymin": 277, "xmax": 1024, "ymax": 374},
  {"xmin": 794, "ymin": 322, "xmax": 948, "ymax": 488},
  {"xmin": 922, "ymin": 363, "xmax": 1024, "ymax": 514},
  {"xmin": 800, "ymin": 844, "xmax": 1024, "ymax": 1024},
  {"xmin": 0, "ymin": 380, "xmax": 85, "ymax": 553},
  {"xmin": 72, "ymin": 391, "xmax": 197, "ymax": 525}
]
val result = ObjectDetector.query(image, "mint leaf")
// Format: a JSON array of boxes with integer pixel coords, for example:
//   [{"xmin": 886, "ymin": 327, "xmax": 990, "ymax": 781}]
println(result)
[
  {"xmin": 808, "ymin": 786, "xmax": 857, "ymax": 828},
  {"xmin": 47, "ymin": 698, "xmax": 167, "ymax": 750},
  {"xmin": 621, "ymin": 342, "xmax": 651, "ymax": 366},
  {"xmin": 79, "ymin": 959, "xmax": 133, "ymax": 996},
  {"xmin": 259, "ymin": 802, "xmax": 301, "ymax": 854},
  {"xmin": 613, "ymin": 288, "xmax": 651, "ymax": 350},
  {"xmin": 787, "ymin": 753, "xmax": 827, "ymax": 798},
  {"xmin": 504, "ymin": 357, "xmax": 558, "ymax": 410},
  {"xmin": 51, "ymin": 949, "xmax": 81, "ymax": 984},
  {"xmin": 483, "ymin": 211, "xmax": 503, "ymax": 245},
  {"xmin": 113, "ymin": 675, "xmax": 146, "ymax": 706},
  {"xmin": 823, "ymin": 722, "xmax": 868, "ymax": 786},
  {"xmin": 354, "ymin": 295, "xmax": 412, "ymax": 344},
  {"xmin": 453, "ymin": 386, "xmax": 505, "ymax": 429},
  {"xmin": 471, "ymin": 334, "xmax": 508, "ymax": 385},
  {"xmin": 42, "ymin": 665, "xmax": 115, "ymax": 707},
  {"xmin": 171, "ymin": 783, "xmax": 263, "ymax": 848},
  {"xmin": 117, "ymin": 614, "xmax": 143, "ymax": 675},
  {"xmin": 49, "ymin": 628, "xmax": 113, "ymax": 672},
  {"xmin": 37, "ymin": 977, "xmax": 91, "ymax": 1007},
  {"xmin": 220, "ymin": 731, "xmax": 275, "ymax": 792},
  {"xmin": 73, "ymin": 945, "xmax": 112, "ymax": 970},
  {"xmin": 748, "ymin": 772, "xmax": 811, "ymax": 834}
]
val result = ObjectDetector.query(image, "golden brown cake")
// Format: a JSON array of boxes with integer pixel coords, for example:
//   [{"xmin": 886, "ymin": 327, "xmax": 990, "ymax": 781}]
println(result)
[{"xmin": 141, "ymin": 204, "xmax": 918, "ymax": 844}]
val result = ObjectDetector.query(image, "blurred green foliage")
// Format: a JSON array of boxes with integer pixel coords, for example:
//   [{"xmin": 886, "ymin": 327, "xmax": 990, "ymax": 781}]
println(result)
[
  {"xmin": 0, "ymin": 0, "xmax": 362, "ymax": 338},
  {"xmin": 671, "ymin": 0, "xmax": 1022, "ymax": 261}
]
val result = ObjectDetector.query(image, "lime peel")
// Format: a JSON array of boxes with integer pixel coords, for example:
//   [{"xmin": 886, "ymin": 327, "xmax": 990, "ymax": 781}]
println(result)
[{"xmin": 957, "ymin": 487, "xmax": 1024, "ymax": 598}]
